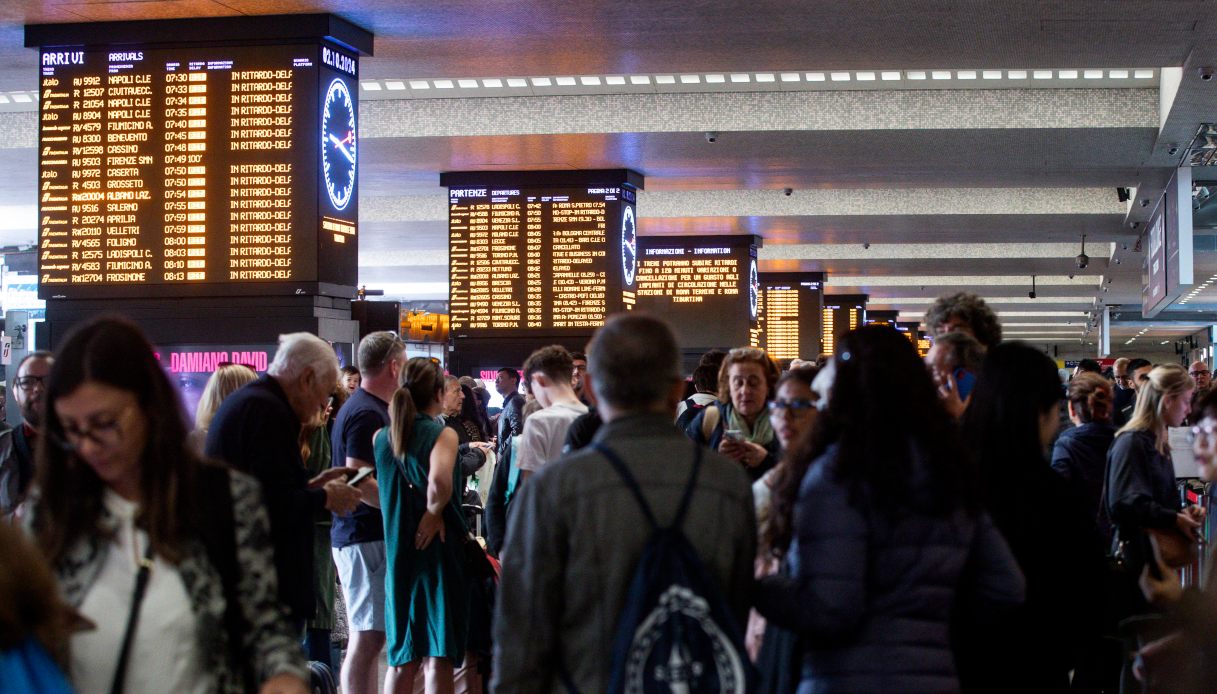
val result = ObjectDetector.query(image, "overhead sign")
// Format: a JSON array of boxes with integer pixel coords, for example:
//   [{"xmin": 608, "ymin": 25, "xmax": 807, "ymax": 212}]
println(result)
[{"xmin": 1143, "ymin": 167, "xmax": 1194, "ymax": 317}]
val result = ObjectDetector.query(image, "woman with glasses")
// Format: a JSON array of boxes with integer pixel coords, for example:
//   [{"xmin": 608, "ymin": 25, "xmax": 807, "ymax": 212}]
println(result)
[
  {"xmin": 686, "ymin": 346, "xmax": 781, "ymax": 481},
  {"xmin": 26, "ymin": 317, "xmax": 308, "ymax": 694},
  {"xmin": 754, "ymin": 326, "xmax": 1024, "ymax": 693}
]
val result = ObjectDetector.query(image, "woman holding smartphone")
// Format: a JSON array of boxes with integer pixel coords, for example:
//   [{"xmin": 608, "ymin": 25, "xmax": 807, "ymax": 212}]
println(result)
[{"xmin": 686, "ymin": 347, "xmax": 781, "ymax": 481}]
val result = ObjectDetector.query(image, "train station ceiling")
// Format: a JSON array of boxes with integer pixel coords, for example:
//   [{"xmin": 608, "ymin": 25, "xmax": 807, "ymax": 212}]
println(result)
[{"xmin": 2, "ymin": 1, "xmax": 1217, "ymax": 355}]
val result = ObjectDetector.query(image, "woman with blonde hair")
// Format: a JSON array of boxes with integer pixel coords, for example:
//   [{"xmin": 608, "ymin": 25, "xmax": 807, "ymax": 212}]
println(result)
[
  {"xmin": 191, "ymin": 364, "xmax": 257, "ymax": 450},
  {"xmin": 685, "ymin": 346, "xmax": 781, "ymax": 481},
  {"xmin": 1105, "ymin": 364, "xmax": 1203, "ymax": 620}
]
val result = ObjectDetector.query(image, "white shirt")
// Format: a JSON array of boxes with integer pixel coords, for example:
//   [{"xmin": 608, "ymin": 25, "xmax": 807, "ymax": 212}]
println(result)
[
  {"xmin": 71, "ymin": 490, "xmax": 207, "ymax": 694},
  {"xmin": 674, "ymin": 392, "xmax": 718, "ymax": 422},
  {"xmin": 515, "ymin": 401, "xmax": 588, "ymax": 472}
]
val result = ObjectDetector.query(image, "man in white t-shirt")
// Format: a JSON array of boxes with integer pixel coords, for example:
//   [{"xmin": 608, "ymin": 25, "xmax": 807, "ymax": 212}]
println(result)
[{"xmin": 516, "ymin": 345, "xmax": 588, "ymax": 484}]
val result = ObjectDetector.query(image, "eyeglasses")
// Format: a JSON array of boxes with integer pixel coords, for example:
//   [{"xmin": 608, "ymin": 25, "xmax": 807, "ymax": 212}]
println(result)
[
  {"xmin": 1188, "ymin": 424, "xmax": 1217, "ymax": 445},
  {"xmin": 15, "ymin": 375, "xmax": 46, "ymax": 390},
  {"xmin": 770, "ymin": 398, "xmax": 817, "ymax": 412},
  {"xmin": 56, "ymin": 406, "xmax": 133, "ymax": 451},
  {"xmin": 1191, "ymin": 370, "xmax": 1211, "ymax": 378}
]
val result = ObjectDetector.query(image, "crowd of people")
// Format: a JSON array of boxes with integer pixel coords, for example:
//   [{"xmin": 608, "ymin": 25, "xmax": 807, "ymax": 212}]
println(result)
[{"xmin": 1, "ymin": 292, "xmax": 1216, "ymax": 693}]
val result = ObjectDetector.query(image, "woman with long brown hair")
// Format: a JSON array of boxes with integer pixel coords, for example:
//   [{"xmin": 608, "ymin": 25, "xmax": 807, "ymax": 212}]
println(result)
[
  {"xmin": 28, "ymin": 316, "xmax": 307, "ymax": 694},
  {"xmin": 377, "ymin": 357, "xmax": 468, "ymax": 694}
]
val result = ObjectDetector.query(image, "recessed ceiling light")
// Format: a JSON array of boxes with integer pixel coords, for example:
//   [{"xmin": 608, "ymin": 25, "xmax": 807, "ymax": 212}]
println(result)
[
  {"xmin": 706, "ymin": 74, "xmax": 726, "ymax": 83},
  {"xmin": 1134, "ymin": 69, "xmax": 1154, "ymax": 79},
  {"xmin": 881, "ymin": 71, "xmax": 901, "ymax": 80},
  {"xmin": 1109, "ymin": 69, "xmax": 1130, "ymax": 79},
  {"xmin": 408, "ymin": 80, "xmax": 429, "ymax": 89},
  {"xmin": 1059, "ymin": 70, "xmax": 1079, "ymax": 79},
  {"xmin": 384, "ymin": 80, "xmax": 406, "ymax": 90},
  {"xmin": 629, "ymin": 75, "xmax": 651, "ymax": 85},
  {"xmin": 805, "ymin": 72, "xmax": 826, "ymax": 81},
  {"xmin": 458, "ymin": 79, "xmax": 478, "ymax": 88},
  {"xmin": 360, "ymin": 81, "xmax": 382, "ymax": 91},
  {"xmin": 780, "ymin": 72, "xmax": 801, "ymax": 82},
  {"xmin": 856, "ymin": 71, "xmax": 876, "ymax": 81},
  {"xmin": 1084, "ymin": 69, "xmax": 1103, "ymax": 79},
  {"xmin": 755, "ymin": 73, "xmax": 776, "ymax": 82},
  {"xmin": 679, "ymin": 74, "xmax": 700, "ymax": 84},
  {"xmin": 655, "ymin": 75, "xmax": 676, "ymax": 84},
  {"xmin": 730, "ymin": 73, "xmax": 750, "ymax": 83},
  {"xmin": 482, "ymin": 78, "xmax": 503, "ymax": 88},
  {"xmin": 957, "ymin": 70, "xmax": 977, "ymax": 80},
  {"xmin": 433, "ymin": 79, "xmax": 454, "ymax": 89},
  {"xmin": 907, "ymin": 71, "xmax": 927, "ymax": 80},
  {"xmin": 1008, "ymin": 70, "xmax": 1028, "ymax": 79},
  {"xmin": 1033, "ymin": 70, "xmax": 1053, "ymax": 79},
  {"xmin": 931, "ymin": 70, "xmax": 952, "ymax": 80},
  {"xmin": 982, "ymin": 70, "xmax": 1002, "ymax": 79},
  {"xmin": 530, "ymin": 77, "xmax": 552, "ymax": 87},
  {"xmin": 830, "ymin": 72, "xmax": 851, "ymax": 81},
  {"xmin": 606, "ymin": 75, "xmax": 626, "ymax": 85},
  {"xmin": 506, "ymin": 78, "xmax": 528, "ymax": 87},
  {"xmin": 555, "ymin": 76, "xmax": 577, "ymax": 86},
  {"xmin": 580, "ymin": 76, "xmax": 601, "ymax": 86}
]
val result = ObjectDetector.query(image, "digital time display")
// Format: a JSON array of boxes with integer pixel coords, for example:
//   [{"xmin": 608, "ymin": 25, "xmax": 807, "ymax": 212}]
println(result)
[
  {"xmin": 34, "ymin": 41, "xmax": 359, "ymax": 299},
  {"xmin": 634, "ymin": 235, "xmax": 760, "ymax": 350},
  {"xmin": 444, "ymin": 171, "xmax": 641, "ymax": 338}
]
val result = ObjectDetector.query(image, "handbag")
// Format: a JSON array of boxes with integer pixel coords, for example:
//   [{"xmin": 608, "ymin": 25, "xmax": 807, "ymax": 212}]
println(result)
[{"xmin": 1147, "ymin": 527, "xmax": 1198, "ymax": 569}]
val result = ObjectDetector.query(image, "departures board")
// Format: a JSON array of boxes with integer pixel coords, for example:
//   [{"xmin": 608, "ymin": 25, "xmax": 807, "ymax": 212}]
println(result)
[
  {"xmin": 443, "ymin": 170, "xmax": 642, "ymax": 338},
  {"xmin": 33, "ymin": 34, "xmax": 361, "ymax": 299},
  {"xmin": 757, "ymin": 272, "xmax": 825, "ymax": 360}
]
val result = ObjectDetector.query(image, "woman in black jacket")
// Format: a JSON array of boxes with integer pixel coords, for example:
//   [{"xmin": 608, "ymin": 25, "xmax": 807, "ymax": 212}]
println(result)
[
  {"xmin": 1052, "ymin": 372, "xmax": 1117, "ymax": 537},
  {"xmin": 960, "ymin": 342, "xmax": 1107, "ymax": 693}
]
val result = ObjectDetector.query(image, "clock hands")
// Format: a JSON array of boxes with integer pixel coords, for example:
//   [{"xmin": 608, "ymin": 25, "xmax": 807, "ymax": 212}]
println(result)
[{"xmin": 328, "ymin": 132, "xmax": 356, "ymax": 164}]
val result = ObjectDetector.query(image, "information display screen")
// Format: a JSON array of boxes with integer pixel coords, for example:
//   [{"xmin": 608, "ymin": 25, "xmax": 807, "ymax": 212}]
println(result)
[
  {"xmin": 446, "ymin": 181, "xmax": 638, "ymax": 337},
  {"xmin": 822, "ymin": 294, "xmax": 867, "ymax": 355},
  {"xmin": 35, "ymin": 41, "xmax": 359, "ymax": 299},
  {"xmin": 635, "ymin": 235, "xmax": 760, "ymax": 350},
  {"xmin": 757, "ymin": 272, "xmax": 824, "ymax": 360}
]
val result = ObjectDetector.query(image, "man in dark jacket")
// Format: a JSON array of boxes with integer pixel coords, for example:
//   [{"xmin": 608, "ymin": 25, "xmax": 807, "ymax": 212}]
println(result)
[
  {"xmin": 0, "ymin": 351, "xmax": 51, "ymax": 516},
  {"xmin": 206, "ymin": 332, "xmax": 361, "ymax": 625},
  {"xmin": 492, "ymin": 313, "xmax": 756, "ymax": 692},
  {"xmin": 485, "ymin": 367, "xmax": 524, "ymax": 554}
]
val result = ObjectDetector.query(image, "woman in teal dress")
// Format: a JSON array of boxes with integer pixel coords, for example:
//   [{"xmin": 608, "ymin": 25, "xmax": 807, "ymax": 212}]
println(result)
[{"xmin": 376, "ymin": 356, "xmax": 468, "ymax": 694}]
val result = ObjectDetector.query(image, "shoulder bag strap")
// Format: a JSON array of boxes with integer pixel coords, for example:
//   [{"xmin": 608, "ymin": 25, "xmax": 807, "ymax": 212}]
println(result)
[{"xmin": 109, "ymin": 542, "xmax": 154, "ymax": 694}]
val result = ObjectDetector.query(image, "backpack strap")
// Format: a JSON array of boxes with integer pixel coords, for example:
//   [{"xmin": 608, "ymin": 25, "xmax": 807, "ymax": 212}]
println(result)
[{"xmin": 591, "ymin": 441, "xmax": 703, "ymax": 533}]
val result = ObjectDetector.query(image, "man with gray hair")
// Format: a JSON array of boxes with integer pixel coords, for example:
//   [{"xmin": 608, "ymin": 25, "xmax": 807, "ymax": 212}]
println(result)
[
  {"xmin": 493, "ymin": 313, "xmax": 757, "ymax": 692},
  {"xmin": 207, "ymin": 332, "xmax": 361, "ymax": 625}
]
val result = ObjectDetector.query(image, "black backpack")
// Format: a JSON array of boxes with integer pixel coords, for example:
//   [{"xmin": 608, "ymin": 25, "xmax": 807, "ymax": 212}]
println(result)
[{"xmin": 589, "ymin": 442, "xmax": 753, "ymax": 694}]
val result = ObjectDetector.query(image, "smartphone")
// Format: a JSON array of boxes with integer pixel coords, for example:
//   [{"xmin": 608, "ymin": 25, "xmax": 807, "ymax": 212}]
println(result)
[
  {"xmin": 325, "ymin": 396, "xmax": 335, "ymax": 411},
  {"xmin": 723, "ymin": 429, "xmax": 745, "ymax": 442},
  {"xmin": 953, "ymin": 368, "xmax": 977, "ymax": 401},
  {"xmin": 348, "ymin": 466, "xmax": 375, "ymax": 487}
]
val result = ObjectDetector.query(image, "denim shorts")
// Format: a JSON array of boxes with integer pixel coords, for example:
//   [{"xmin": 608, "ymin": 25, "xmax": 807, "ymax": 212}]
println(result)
[{"xmin": 332, "ymin": 541, "xmax": 386, "ymax": 632}]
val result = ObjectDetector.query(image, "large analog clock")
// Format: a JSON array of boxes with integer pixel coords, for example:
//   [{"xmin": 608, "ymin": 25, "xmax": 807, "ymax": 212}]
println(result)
[
  {"xmin": 621, "ymin": 204, "xmax": 637, "ymax": 287},
  {"xmin": 321, "ymin": 77, "xmax": 356, "ymax": 211},
  {"xmin": 749, "ymin": 258, "xmax": 760, "ymax": 320}
]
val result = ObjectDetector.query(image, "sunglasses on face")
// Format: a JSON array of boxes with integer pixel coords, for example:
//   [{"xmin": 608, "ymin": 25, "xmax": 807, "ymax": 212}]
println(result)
[{"xmin": 770, "ymin": 398, "xmax": 816, "ymax": 411}]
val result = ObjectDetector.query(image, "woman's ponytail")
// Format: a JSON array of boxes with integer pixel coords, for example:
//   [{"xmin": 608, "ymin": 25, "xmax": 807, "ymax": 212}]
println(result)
[{"xmin": 389, "ymin": 357, "xmax": 445, "ymax": 458}]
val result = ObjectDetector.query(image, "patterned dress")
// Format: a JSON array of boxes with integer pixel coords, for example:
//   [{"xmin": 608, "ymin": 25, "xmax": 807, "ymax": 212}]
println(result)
[{"xmin": 375, "ymin": 415, "xmax": 469, "ymax": 666}]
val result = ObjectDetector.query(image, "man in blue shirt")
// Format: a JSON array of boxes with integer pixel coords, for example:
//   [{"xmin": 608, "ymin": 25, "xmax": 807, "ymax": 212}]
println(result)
[{"xmin": 330, "ymin": 331, "xmax": 404, "ymax": 694}]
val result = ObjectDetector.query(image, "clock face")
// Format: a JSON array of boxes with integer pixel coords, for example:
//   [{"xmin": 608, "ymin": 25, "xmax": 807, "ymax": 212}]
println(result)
[
  {"xmin": 749, "ymin": 259, "xmax": 759, "ymax": 320},
  {"xmin": 321, "ymin": 77, "xmax": 356, "ymax": 211},
  {"xmin": 621, "ymin": 205, "xmax": 637, "ymax": 287}
]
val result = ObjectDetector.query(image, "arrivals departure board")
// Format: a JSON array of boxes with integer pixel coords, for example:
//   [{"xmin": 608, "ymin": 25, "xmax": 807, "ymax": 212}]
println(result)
[
  {"xmin": 635, "ymin": 235, "xmax": 760, "ymax": 350},
  {"xmin": 443, "ymin": 170, "xmax": 642, "ymax": 338},
  {"xmin": 33, "ymin": 38, "xmax": 360, "ymax": 299},
  {"xmin": 822, "ymin": 294, "xmax": 867, "ymax": 355},
  {"xmin": 757, "ymin": 272, "xmax": 825, "ymax": 360}
]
